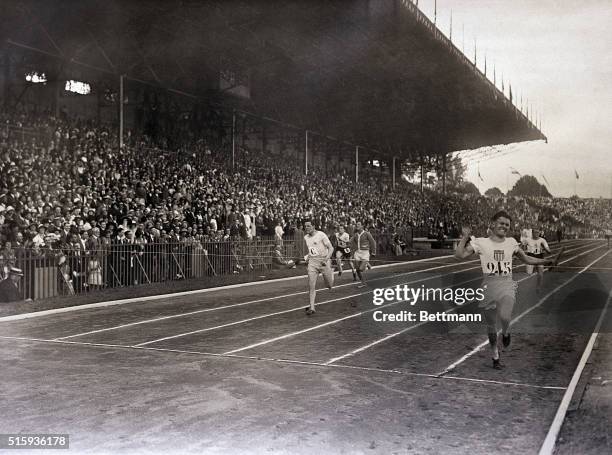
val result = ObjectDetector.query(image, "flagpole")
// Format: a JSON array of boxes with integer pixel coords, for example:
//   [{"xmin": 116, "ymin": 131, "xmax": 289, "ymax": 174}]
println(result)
[
  {"xmin": 507, "ymin": 168, "xmax": 509, "ymax": 195},
  {"xmin": 434, "ymin": 0, "xmax": 437, "ymax": 25}
]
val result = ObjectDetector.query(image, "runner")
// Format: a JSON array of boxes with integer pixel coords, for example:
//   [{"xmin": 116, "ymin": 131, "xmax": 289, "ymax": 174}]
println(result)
[
  {"xmin": 303, "ymin": 220, "xmax": 334, "ymax": 316},
  {"xmin": 523, "ymin": 227, "xmax": 551, "ymax": 293},
  {"xmin": 350, "ymin": 221, "xmax": 376, "ymax": 289},
  {"xmin": 334, "ymin": 225, "xmax": 356, "ymax": 280},
  {"xmin": 455, "ymin": 211, "xmax": 562, "ymax": 369}
]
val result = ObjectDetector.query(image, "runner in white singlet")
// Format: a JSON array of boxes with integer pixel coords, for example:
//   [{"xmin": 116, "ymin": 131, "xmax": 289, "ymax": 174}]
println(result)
[
  {"xmin": 303, "ymin": 221, "xmax": 334, "ymax": 315},
  {"xmin": 455, "ymin": 211, "xmax": 562, "ymax": 369},
  {"xmin": 523, "ymin": 227, "xmax": 551, "ymax": 291}
]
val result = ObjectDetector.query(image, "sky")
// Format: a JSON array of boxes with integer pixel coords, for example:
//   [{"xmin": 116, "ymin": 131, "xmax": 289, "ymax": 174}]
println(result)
[{"xmin": 416, "ymin": 0, "xmax": 612, "ymax": 198}]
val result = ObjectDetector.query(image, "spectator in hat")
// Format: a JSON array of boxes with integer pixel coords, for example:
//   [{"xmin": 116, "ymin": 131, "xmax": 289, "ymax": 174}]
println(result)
[
  {"xmin": 60, "ymin": 221, "xmax": 72, "ymax": 244},
  {"xmin": 0, "ymin": 266, "xmax": 23, "ymax": 303},
  {"xmin": 32, "ymin": 224, "xmax": 48, "ymax": 248}
]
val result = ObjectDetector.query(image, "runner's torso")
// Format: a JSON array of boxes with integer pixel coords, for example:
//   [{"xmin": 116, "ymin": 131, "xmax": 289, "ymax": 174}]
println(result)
[
  {"xmin": 525, "ymin": 237, "xmax": 548, "ymax": 255},
  {"xmin": 335, "ymin": 232, "xmax": 350, "ymax": 249},
  {"xmin": 471, "ymin": 236, "xmax": 519, "ymax": 277},
  {"xmin": 304, "ymin": 231, "xmax": 330, "ymax": 259}
]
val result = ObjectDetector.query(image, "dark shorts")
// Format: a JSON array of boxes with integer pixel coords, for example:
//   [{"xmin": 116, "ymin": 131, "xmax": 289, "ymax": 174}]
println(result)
[
  {"xmin": 526, "ymin": 252, "xmax": 544, "ymax": 259},
  {"xmin": 335, "ymin": 246, "xmax": 352, "ymax": 259}
]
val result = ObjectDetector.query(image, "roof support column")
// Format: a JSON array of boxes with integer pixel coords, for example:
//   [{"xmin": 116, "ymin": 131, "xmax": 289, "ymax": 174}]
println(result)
[
  {"xmin": 420, "ymin": 156, "xmax": 424, "ymax": 195},
  {"xmin": 305, "ymin": 130, "xmax": 309, "ymax": 175},
  {"xmin": 119, "ymin": 74, "xmax": 125, "ymax": 149},
  {"xmin": 442, "ymin": 153, "xmax": 447, "ymax": 195},
  {"xmin": 355, "ymin": 146, "xmax": 359, "ymax": 183},
  {"xmin": 231, "ymin": 109, "xmax": 236, "ymax": 171}
]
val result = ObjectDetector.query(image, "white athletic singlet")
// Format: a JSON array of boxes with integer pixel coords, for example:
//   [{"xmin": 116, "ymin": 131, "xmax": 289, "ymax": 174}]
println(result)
[
  {"xmin": 471, "ymin": 236, "xmax": 520, "ymax": 276},
  {"xmin": 524, "ymin": 237, "xmax": 549, "ymax": 255},
  {"xmin": 304, "ymin": 231, "xmax": 331, "ymax": 259}
]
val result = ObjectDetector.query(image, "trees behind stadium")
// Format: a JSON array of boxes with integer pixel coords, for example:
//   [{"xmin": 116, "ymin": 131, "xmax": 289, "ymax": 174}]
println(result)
[{"xmin": 509, "ymin": 175, "xmax": 552, "ymax": 197}]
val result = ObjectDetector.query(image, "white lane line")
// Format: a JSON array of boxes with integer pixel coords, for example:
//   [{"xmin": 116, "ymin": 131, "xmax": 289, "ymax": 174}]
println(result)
[
  {"xmin": 224, "ymin": 273, "xmax": 486, "ymax": 355},
  {"xmin": 437, "ymin": 375, "xmax": 566, "ymax": 390},
  {"xmin": 222, "ymin": 242, "xmax": 578, "ymax": 356},
  {"xmin": 0, "ymin": 335, "xmax": 567, "ymax": 391},
  {"xmin": 41, "ymin": 246, "xmax": 575, "ymax": 352},
  {"xmin": 214, "ymin": 242, "xmax": 584, "ymax": 357},
  {"xmin": 133, "ymin": 292, "xmax": 367, "ymax": 347},
  {"xmin": 0, "ymin": 250, "xmax": 467, "ymax": 323},
  {"xmin": 332, "ymin": 363, "xmax": 566, "ymax": 390},
  {"xmin": 323, "ymin": 310, "xmax": 458, "ymax": 365},
  {"xmin": 53, "ymin": 291, "xmax": 311, "ymax": 340},
  {"xmin": 436, "ymin": 246, "xmax": 610, "ymax": 377},
  {"xmin": 538, "ymin": 289, "xmax": 612, "ymax": 455},
  {"xmin": 134, "ymin": 265, "xmax": 482, "ymax": 347},
  {"xmin": 326, "ymin": 243, "xmax": 605, "ymax": 366},
  {"xmin": 52, "ymin": 260, "xmax": 481, "ymax": 340},
  {"xmin": 0, "ymin": 238, "xmax": 586, "ymax": 324},
  {"xmin": 57, "ymin": 240, "xmax": 576, "ymax": 341}
]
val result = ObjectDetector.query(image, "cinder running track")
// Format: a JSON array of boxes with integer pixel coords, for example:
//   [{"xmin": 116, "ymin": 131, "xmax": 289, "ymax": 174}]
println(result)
[{"xmin": 1, "ymin": 239, "xmax": 610, "ymax": 454}]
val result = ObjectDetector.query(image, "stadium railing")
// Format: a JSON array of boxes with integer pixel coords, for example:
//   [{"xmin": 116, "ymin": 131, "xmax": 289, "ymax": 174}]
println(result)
[
  {"xmin": 5, "ymin": 238, "xmax": 294, "ymax": 300},
  {"xmin": 4, "ymin": 229, "xmax": 415, "ymax": 302}
]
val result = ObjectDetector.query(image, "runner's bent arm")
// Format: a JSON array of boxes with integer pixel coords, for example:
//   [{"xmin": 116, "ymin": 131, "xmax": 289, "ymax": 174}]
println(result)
[
  {"xmin": 323, "ymin": 236, "xmax": 334, "ymax": 260},
  {"xmin": 349, "ymin": 234, "xmax": 358, "ymax": 256},
  {"xmin": 455, "ymin": 227, "xmax": 475, "ymax": 260},
  {"xmin": 515, "ymin": 248, "xmax": 558, "ymax": 266},
  {"xmin": 303, "ymin": 238, "xmax": 309, "ymax": 262},
  {"xmin": 367, "ymin": 232, "xmax": 377, "ymax": 255}
]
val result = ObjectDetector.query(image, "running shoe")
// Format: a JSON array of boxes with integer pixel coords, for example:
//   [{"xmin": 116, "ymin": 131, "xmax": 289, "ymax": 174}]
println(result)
[
  {"xmin": 502, "ymin": 333, "xmax": 511, "ymax": 348},
  {"xmin": 492, "ymin": 358, "xmax": 504, "ymax": 370}
]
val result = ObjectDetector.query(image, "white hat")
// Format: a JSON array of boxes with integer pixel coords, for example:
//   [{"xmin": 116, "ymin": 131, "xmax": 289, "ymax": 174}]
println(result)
[{"xmin": 9, "ymin": 266, "xmax": 24, "ymax": 276}]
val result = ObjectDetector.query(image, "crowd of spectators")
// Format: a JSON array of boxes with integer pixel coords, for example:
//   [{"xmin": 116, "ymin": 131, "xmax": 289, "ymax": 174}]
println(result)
[{"xmin": 1, "ymin": 107, "xmax": 610, "ymax": 295}]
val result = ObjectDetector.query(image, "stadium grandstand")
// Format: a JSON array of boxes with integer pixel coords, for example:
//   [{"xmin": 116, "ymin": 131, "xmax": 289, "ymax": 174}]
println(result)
[
  {"xmin": 2, "ymin": 0, "xmax": 609, "ymax": 295},
  {"xmin": 1, "ymin": 1, "xmax": 611, "ymax": 454}
]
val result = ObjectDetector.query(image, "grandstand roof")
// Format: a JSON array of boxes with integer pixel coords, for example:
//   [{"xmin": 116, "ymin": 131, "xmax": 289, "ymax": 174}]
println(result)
[{"xmin": 3, "ymin": 0, "xmax": 546, "ymax": 160}]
